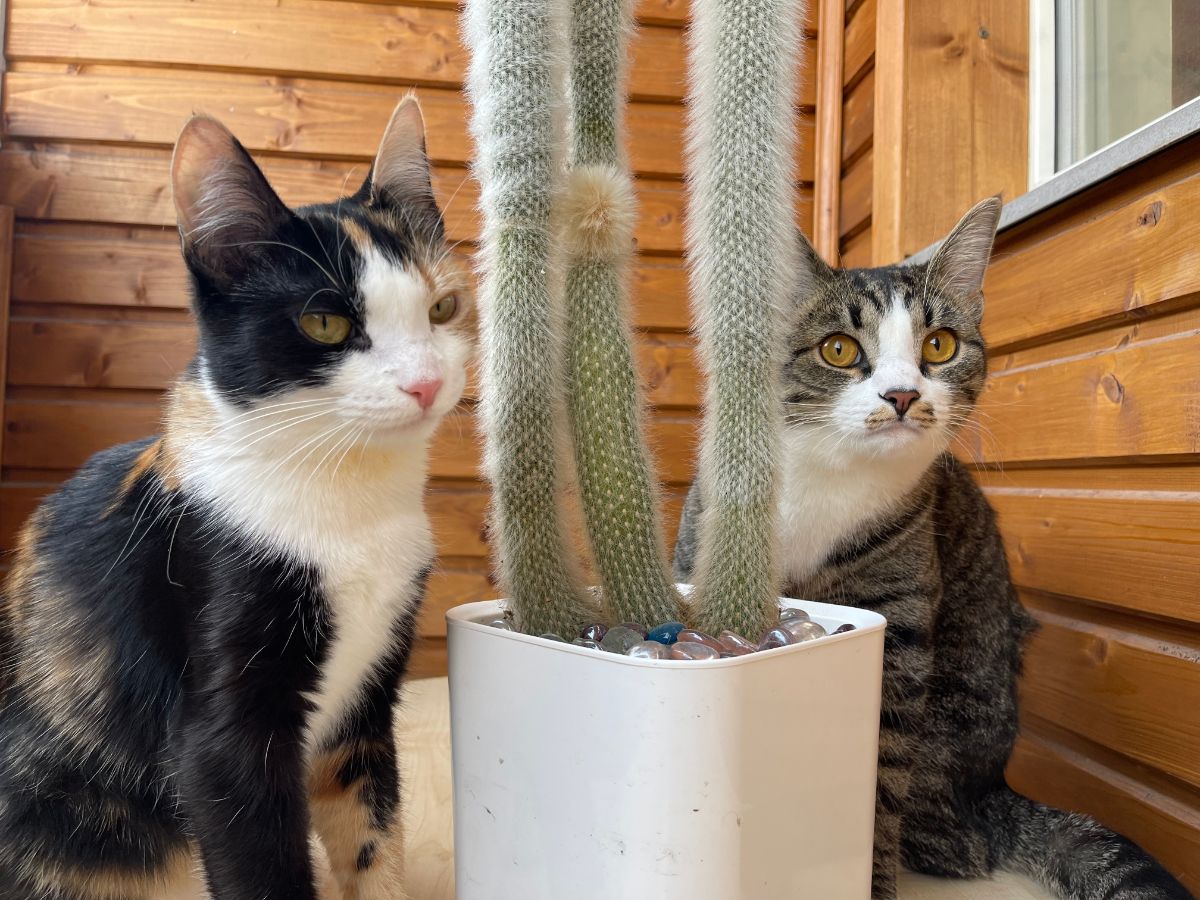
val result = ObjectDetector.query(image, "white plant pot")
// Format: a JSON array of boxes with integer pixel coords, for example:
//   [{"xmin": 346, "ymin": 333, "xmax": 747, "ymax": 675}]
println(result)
[{"xmin": 446, "ymin": 592, "xmax": 885, "ymax": 900}]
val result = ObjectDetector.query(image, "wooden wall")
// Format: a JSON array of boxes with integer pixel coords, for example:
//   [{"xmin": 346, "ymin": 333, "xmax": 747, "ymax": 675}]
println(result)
[
  {"xmin": 0, "ymin": 0, "xmax": 818, "ymax": 676},
  {"xmin": 976, "ymin": 137, "xmax": 1200, "ymax": 891}
]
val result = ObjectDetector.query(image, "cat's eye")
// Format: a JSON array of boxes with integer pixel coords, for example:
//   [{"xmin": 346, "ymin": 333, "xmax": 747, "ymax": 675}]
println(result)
[
  {"xmin": 429, "ymin": 294, "xmax": 459, "ymax": 325},
  {"xmin": 299, "ymin": 312, "xmax": 352, "ymax": 345},
  {"xmin": 922, "ymin": 329, "xmax": 958, "ymax": 364},
  {"xmin": 819, "ymin": 334, "xmax": 862, "ymax": 368}
]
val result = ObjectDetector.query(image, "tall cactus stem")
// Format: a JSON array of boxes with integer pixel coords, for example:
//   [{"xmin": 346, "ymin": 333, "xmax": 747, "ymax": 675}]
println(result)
[
  {"xmin": 684, "ymin": 0, "xmax": 805, "ymax": 637},
  {"xmin": 561, "ymin": 0, "xmax": 684, "ymax": 627},
  {"xmin": 464, "ymin": 0, "xmax": 598, "ymax": 637}
]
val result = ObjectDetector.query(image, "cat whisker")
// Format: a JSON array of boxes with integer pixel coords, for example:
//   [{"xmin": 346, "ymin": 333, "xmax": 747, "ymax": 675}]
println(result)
[{"xmin": 226, "ymin": 239, "xmax": 343, "ymax": 291}]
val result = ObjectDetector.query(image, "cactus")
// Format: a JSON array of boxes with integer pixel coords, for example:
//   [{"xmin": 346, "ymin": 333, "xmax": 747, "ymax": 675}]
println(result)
[
  {"xmin": 464, "ymin": 0, "xmax": 598, "ymax": 637},
  {"xmin": 560, "ymin": 0, "xmax": 684, "ymax": 628},
  {"xmin": 683, "ymin": 0, "xmax": 805, "ymax": 637}
]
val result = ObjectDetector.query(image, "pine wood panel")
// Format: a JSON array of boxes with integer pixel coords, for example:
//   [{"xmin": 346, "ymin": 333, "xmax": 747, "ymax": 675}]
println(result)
[
  {"xmin": 0, "ymin": 209, "xmax": 13, "ymax": 471},
  {"xmin": 843, "ymin": 0, "xmax": 876, "ymax": 87},
  {"xmin": 840, "ymin": 145, "xmax": 872, "ymax": 237},
  {"xmin": 1019, "ymin": 594, "xmax": 1200, "ymax": 790},
  {"xmin": 983, "ymin": 170, "xmax": 1200, "ymax": 352},
  {"xmin": 841, "ymin": 66, "xmax": 874, "ymax": 165}
]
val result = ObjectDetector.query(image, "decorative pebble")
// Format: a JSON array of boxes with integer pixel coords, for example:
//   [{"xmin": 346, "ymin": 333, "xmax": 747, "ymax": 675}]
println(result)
[
  {"xmin": 618, "ymin": 622, "xmax": 649, "ymax": 639},
  {"xmin": 757, "ymin": 627, "xmax": 797, "ymax": 651},
  {"xmin": 717, "ymin": 630, "xmax": 757, "ymax": 656},
  {"xmin": 600, "ymin": 626, "xmax": 644, "ymax": 655},
  {"xmin": 779, "ymin": 606, "xmax": 809, "ymax": 622},
  {"xmin": 646, "ymin": 621, "xmax": 685, "ymax": 645},
  {"xmin": 781, "ymin": 619, "xmax": 827, "ymax": 642},
  {"xmin": 627, "ymin": 640, "xmax": 669, "ymax": 660},
  {"xmin": 580, "ymin": 623, "xmax": 609, "ymax": 643},
  {"xmin": 676, "ymin": 629, "xmax": 723, "ymax": 653},
  {"xmin": 539, "ymin": 633, "xmax": 565, "ymax": 642},
  {"xmin": 572, "ymin": 638, "xmax": 603, "ymax": 650},
  {"xmin": 833, "ymin": 623, "xmax": 856, "ymax": 635},
  {"xmin": 669, "ymin": 641, "xmax": 720, "ymax": 661},
  {"xmin": 486, "ymin": 617, "xmax": 513, "ymax": 631}
]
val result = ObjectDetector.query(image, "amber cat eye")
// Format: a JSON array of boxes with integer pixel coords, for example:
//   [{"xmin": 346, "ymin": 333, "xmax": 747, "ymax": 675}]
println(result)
[
  {"xmin": 922, "ymin": 328, "xmax": 958, "ymax": 364},
  {"xmin": 429, "ymin": 295, "xmax": 459, "ymax": 325},
  {"xmin": 819, "ymin": 334, "xmax": 862, "ymax": 368},
  {"xmin": 299, "ymin": 312, "xmax": 352, "ymax": 345}
]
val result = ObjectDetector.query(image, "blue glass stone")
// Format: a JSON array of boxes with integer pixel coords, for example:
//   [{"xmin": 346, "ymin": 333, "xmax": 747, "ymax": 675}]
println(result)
[
  {"xmin": 600, "ymin": 626, "xmax": 643, "ymax": 654},
  {"xmin": 539, "ymin": 633, "xmax": 565, "ymax": 642},
  {"xmin": 579, "ymin": 623, "xmax": 608, "ymax": 642},
  {"xmin": 834, "ymin": 623, "xmax": 856, "ymax": 634},
  {"xmin": 618, "ymin": 622, "xmax": 649, "ymax": 639},
  {"xmin": 627, "ymin": 640, "xmax": 669, "ymax": 660},
  {"xmin": 669, "ymin": 641, "xmax": 720, "ymax": 661},
  {"xmin": 572, "ymin": 638, "xmax": 603, "ymax": 650},
  {"xmin": 646, "ymin": 621, "xmax": 686, "ymax": 645}
]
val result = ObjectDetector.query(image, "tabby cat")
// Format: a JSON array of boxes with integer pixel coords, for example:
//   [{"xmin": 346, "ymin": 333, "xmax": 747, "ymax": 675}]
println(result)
[
  {"xmin": 675, "ymin": 198, "xmax": 1191, "ymax": 900},
  {"xmin": 0, "ymin": 98, "xmax": 472, "ymax": 899}
]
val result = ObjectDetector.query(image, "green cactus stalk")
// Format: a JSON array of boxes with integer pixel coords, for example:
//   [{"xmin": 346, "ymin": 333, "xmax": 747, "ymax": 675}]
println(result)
[
  {"xmin": 684, "ymin": 0, "xmax": 806, "ymax": 637},
  {"xmin": 560, "ymin": 0, "xmax": 684, "ymax": 628},
  {"xmin": 464, "ymin": 0, "xmax": 598, "ymax": 637}
]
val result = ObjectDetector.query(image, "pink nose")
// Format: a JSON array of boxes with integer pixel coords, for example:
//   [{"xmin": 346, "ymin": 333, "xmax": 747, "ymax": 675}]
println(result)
[{"xmin": 402, "ymin": 377, "xmax": 443, "ymax": 411}]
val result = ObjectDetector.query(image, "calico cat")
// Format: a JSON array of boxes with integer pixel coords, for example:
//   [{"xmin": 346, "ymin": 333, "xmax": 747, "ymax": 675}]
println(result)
[
  {"xmin": 675, "ymin": 198, "xmax": 1192, "ymax": 900},
  {"xmin": 0, "ymin": 97, "xmax": 472, "ymax": 899}
]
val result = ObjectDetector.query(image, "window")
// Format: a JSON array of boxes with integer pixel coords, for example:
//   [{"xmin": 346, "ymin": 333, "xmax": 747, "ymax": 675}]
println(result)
[{"xmin": 1029, "ymin": 0, "xmax": 1200, "ymax": 185}]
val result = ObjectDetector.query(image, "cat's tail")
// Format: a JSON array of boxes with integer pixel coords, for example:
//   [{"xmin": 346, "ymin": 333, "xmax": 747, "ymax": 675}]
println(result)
[{"xmin": 978, "ymin": 786, "xmax": 1193, "ymax": 899}]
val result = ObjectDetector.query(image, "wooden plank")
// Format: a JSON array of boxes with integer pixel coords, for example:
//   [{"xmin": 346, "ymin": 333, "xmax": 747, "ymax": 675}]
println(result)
[
  {"xmin": 839, "ymin": 145, "xmax": 872, "ymax": 237},
  {"xmin": 5, "ymin": 317, "xmax": 702, "ymax": 408},
  {"xmin": 813, "ymin": 0, "xmax": 846, "ymax": 263},
  {"xmin": 1018, "ymin": 594, "xmax": 1200, "ymax": 788},
  {"xmin": 985, "ymin": 488, "xmax": 1200, "ymax": 625},
  {"xmin": 840, "ymin": 225, "xmax": 872, "ymax": 267},
  {"xmin": 406, "ymin": 638, "xmax": 447, "ymax": 680},
  {"xmin": 841, "ymin": 66, "xmax": 874, "ymax": 165},
  {"xmin": 3, "ymin": 400, "xmax": 700, "ymax": 484},
  {"xmin": 7, "ymin": 0, "xmax": 688, "ymax": 103},
  {"xmin": 2, "ymin": 66, "xmax": 698, "ymax": 181},
  {"xmin": 0, "ymin": 208, "xmax": 13, "ymax": 472},
  {"xmin": 983, "ymin": 170, "xmax": 1200, "ymax": 351},
  {"xmin": 843, "ymin": 0, "xmax": 876, "ymax": 87},
  {"xmin": 1008, "ymin": 725, "xmax": 1200, "ymax": 894},
  {"xmin": 870, "ymin": 0, "xmax": 906, "ymax": 264},
  {"xmin": 968, "ymin": 328, "xmax": 1200, "ymax": 464},
  {"xmin": 11, "ymin": 228, "xmax": 697, "ymax": 331}
]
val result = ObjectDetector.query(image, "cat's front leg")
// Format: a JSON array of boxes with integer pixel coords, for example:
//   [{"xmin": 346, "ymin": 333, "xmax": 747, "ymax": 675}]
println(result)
[
  {"xmin": 310, "ymin": 693, "xmax": 408, "ymax": 900},
  {"xmin": 872, "ymin": 613, "xmax": 934, "ymax": 900}
]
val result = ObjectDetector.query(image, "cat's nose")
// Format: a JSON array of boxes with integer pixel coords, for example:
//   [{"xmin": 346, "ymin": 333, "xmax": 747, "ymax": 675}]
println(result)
[
  {"xmin": 880, "ymin": 389, "xmax": 920, "ymax": 417},
  {"xmin": 402, "ymin": 377, "xmax": 443, "ymax": 411}
]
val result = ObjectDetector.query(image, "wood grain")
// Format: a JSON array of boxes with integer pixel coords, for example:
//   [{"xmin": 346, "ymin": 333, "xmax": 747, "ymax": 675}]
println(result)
[
  {"xmin": 813, "ymin": 0, "xmax": 846, "ymax": 261},
  {"xmin": 0, "ymin": 208, "xmax": 14, "ymax": 471},
  {"xmin": 840, "ymin": 145, "xmax": 873, "ymax": 237},
  {"xmin": 843, "ymin": 0, "xmax": 876, "ymax": 87}
]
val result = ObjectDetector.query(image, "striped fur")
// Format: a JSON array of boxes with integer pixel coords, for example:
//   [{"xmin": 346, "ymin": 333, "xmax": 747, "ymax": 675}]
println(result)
[{"xmin": 676, "ymin": 200, "xmax": 1191, "ymax": 900}]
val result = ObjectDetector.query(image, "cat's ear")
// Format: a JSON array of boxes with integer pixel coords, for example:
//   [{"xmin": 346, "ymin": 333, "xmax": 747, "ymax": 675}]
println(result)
[
  {"xmin": 926, "ymin": 196, "xmax": 1002, "ymax": 316},
  {"xmin": 795, "ymin": 228, "xmax": 834, "ymax": 298},
  {"xmin": 364, "ymin": 96, "xmax": 437, "ymax": 210},
  {"xmin": 171, "ymin": 115, "xmax": 293, "ymax": 278}
]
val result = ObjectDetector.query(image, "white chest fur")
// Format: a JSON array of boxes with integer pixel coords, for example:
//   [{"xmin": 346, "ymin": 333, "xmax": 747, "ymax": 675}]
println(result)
[
  {"xmin": 777, "ymin": 428, "xmax": 936, "ymax": 585},
  {"xmin": 170, "ymin": 393, "xmax": 434, "ymax": 748}
]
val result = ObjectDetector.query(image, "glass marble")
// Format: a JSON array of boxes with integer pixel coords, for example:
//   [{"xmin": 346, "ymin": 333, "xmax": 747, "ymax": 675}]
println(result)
[
  {"xmin": 572, "ymin": 638, "xmax": 603, "ymax": 650},
  {"xmin": 757, "ymin": 627, "xmax": 797, "ymax": 651},
  {"xmin": 627, "ymin": 640, "xmax": 669, "ymax": 660},
  {"xmin": 646, "ymin": 621, "xmax": 686, "ymax": 645},
  {"xmin": 779, "ymin": 606, "xmax": 809, "ymax": 623},
  {"xmin": 618, "ymin": 622, "xmax": 649, "ymax": 639},
  {"xmin": 539, "ymin": 633, "xmax": 565, "ymax": 642},
  {"xmin": 600, "ymin": 626, "xmax": 644, "ymax": 655},
  {"xmin": 579, "ymin": 623, "xmax": 609, "ymax": 643},
  {"xmin": 833, "ymin": 623, "xmax": 857, "ymax": 635},
  {"xmin": 717, "ymin": 630, "xmax": 757, "ymax": 655},
  {"xmin": 781, "ymin": 619, "xmax": 827, "ymax": 642},
  {"xmin": 487, "ymin": 617, "xmax": 514, "ymax": 631},
  {"xmin": 669, "ymin": 641, "xmax": 720, "ymax": 661},
  {"xmin": 676, "ymin": 629, "xmax": 723, "ymax": 653}
]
